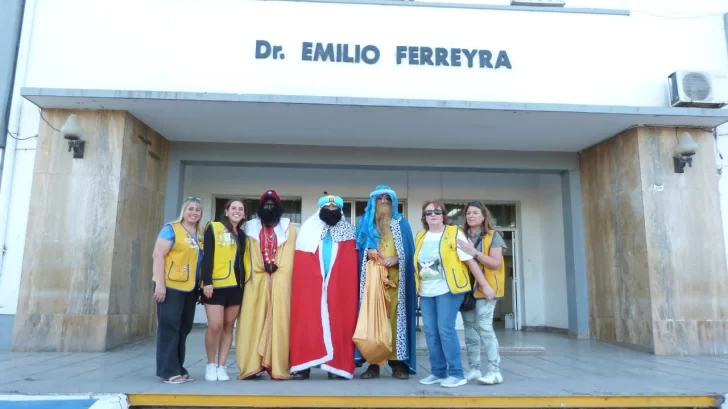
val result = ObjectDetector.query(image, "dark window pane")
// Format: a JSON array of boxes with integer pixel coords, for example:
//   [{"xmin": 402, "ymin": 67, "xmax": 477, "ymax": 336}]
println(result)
[
  {"xmin": 355, "ymin": 201, "xmax": 367, "ymax": 226},
  {"xmin": 489, "ymin": 204, "xmax": 517, "ymax": 228},
  {"xmin": 444, "ymin": 203, "xmax": 466, "ymax": 227},
  {"xmin": 214, "ymin": 198, "xmax": 228, "ymax": 222},
  {"xmin": 442, "ymin": 202, "xmax": 517, "ymax": 229},
  {"xmin": 343, "ymin": 202, "xmax": 352, "ymax": 222},
  {"xmin": 217, "ymin": 198, "xmax": 303, "ymax": 224},
  {"xmin": 354, "ymin": 200, "xmax": 406, "ymax": 226}
]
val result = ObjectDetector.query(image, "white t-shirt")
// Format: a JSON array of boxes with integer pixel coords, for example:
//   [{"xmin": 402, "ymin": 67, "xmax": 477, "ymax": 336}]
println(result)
[{"xmin": 417, "ymin": 229, "xmax": 473, "ymax": 297}]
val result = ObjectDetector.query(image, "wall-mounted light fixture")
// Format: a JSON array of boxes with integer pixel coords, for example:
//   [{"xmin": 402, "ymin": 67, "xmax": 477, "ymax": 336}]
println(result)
[
  {"xmin": 673, "ymin": 131, "xmax": 699, "ymax": 173},
  {"xmin": 59, "ymin": 114, "xmax": 85, "ymax": 159}
]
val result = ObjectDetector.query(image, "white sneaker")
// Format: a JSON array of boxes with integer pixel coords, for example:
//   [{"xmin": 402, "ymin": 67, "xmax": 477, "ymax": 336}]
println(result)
[
  {"xmin": 216, "ymin": 365, "xmax": 230, "ymax": 381},
  {"xmin": 478, "ymin": 371, "xmax": 504, "ymax": 385},
  {"xmin": 205, "ymin": 363, "xmax": 218, "ymax": 381},
  {"xmin": 466, "ymin": 369, "xmax": 483, "ymax": 381},
  {"xmin": 441, "ymin": 376, "xmax": 467, "ymax": 388},
  {"xmin": 419, "ymin": 374, "xmax": 445, "ymax": 385}
]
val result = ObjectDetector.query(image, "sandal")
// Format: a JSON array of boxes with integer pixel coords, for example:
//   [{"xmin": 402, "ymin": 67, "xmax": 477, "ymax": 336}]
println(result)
[
  {"xmin": 183, "ymin": 374, "xmax": 194, "ymax": 381},
  {"xmin": 360, "ymin": 365, "xmax": 380, "ymax": 379},
  {"xmin": 291, "ymin": 369, "xmax": 310, "ymax": 380},
  {"xmin": 163, "ymin": 375, "xmax": 186, "ymax": 384}
]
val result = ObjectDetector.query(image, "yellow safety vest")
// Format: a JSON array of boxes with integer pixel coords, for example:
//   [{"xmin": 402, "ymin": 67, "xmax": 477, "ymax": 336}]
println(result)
[
  {"xmin": 206, "ymin": 221, "xmax": 240, "ymax": 288},
  {"xmin": 158, "ymin": 222, "xmax": 203, "ymax": 292},
  {"xmin": 473, "ymin": 229, "xmax": 506, "ymax": 299},
  {"xmin": 414, "ymin": 225, "xmax": 472, "ymax": 295}
]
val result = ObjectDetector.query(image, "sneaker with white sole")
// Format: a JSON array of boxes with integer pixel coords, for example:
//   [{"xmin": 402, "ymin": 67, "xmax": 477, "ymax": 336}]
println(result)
[
  {"xmin": 478, "ymin": 371, "xmax": 504, "ymax": 385},
  {"xmin": 466, "ymin": 369, "xmax": 482, "ymax": 381},
  {"xmin": 216, "ymin": 365, "xmax": 230, "ymax": 381},
  {"xmin": 419, "ymin": 374, "xmax": 445, "ymax": 385},
  {"xmin": 441, "ymin": 376, "xmax": 467, "ymax": 388},
  {"xmin": 205, "ymin": 363, "xmax": 218, "ymax": 381}
]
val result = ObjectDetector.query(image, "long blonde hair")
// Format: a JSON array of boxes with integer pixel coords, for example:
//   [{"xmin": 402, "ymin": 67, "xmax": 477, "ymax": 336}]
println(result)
[{"xmin": 170, "ymin": 197, "xmax": 204, "ymax": 237}]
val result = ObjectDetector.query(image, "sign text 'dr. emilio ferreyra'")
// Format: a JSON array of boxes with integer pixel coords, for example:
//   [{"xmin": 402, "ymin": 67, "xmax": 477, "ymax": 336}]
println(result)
[{"xmin": 255, "ymin": 40, "xmax": 512, "ymax": 69}]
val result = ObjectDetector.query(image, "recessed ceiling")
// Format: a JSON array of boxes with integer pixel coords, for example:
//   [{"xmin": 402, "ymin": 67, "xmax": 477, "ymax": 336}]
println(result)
[{"xmin": 22, "ymin": 88, "xmax": 728, "ymax": 152}]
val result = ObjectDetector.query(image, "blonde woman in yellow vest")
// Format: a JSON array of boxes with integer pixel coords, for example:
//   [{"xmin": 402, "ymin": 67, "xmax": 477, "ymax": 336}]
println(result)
[
  {"xmin": 199, "ymin": 199, "xmax": 246, "ymax": 382},
  {"xmin": 414, "ymin": 200, "xmax": 490, "ymax": 389},
  {"xmin": 152, "ymin": 197, "xmax": 204, "ymax": 384},
  {"xmin": 456, "ymin": 201, "xmax": 506, "ymax": 386}
]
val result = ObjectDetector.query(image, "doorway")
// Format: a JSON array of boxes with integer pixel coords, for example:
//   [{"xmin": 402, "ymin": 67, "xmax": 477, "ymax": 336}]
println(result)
[{"xmin": 444, "ymin": 202, "xmax": 521, "ymax": 331}]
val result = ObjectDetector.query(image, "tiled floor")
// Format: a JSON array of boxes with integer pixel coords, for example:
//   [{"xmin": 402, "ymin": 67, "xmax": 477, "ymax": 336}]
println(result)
[{"xmin": 0, "ymin": 329, "xmax": 726, "ymax": 397}]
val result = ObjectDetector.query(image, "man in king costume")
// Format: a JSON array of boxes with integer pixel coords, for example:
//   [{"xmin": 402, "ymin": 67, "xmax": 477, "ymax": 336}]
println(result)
[
  {"xmin": 289, "ymin": 195, "xmax": 359, "ymax": 380},
  {"xmin": 355, "ymin": 185, "xmax": 417, "ymax": 379},
  {"xmin": 236, "ymin": 190, "xmax": 297, "ymax": 380}
]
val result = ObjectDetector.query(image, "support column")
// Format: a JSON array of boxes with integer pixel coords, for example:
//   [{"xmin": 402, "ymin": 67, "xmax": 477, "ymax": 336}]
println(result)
[
  {"xmin": 163, "ymin": 146, "xmax": 184, "ymax": 223},
  {"xmin": 11, "ymin": 109, "xmax": 169, "ymax": 352},
  {"xmin": 561, "ymin": 169, "xmax": 590, "ymax": 339},
  {"xmin": 580, "ymin": 126, "xmax": 728, "ymax": 355}
]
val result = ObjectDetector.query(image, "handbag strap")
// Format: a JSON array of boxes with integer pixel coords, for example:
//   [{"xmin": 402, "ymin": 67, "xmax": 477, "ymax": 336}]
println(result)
[{"xmin": 467, "ymin": 235, "xmax": 484, "ymax": 285}]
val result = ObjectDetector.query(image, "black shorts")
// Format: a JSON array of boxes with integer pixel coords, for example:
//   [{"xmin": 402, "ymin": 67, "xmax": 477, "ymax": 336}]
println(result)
[{"xmin": 201, "ymin": 286, "xmax": 242, "ymax": 307}]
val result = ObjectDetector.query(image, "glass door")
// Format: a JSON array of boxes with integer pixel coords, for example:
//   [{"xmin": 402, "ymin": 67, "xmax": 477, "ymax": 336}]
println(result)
[{"xmin": 511, "ymin": 230, "xmax": 521, "ymax": 331}]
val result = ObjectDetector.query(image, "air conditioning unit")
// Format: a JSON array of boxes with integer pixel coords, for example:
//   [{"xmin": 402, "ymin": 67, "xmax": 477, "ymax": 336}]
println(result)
[{"xmin": 668, "ymin": 70, "xmax": 728, "ymax": 108}]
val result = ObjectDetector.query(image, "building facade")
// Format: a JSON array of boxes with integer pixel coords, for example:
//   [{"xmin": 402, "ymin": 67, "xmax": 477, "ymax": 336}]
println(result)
[{"xmin": 0, "ymin": 0, "xmax": 727, "ymax": 354}]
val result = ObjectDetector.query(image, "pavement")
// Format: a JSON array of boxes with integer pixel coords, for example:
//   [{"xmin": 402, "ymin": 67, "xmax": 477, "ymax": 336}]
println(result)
[
  {"xmin": 0, "ymin": 395, "xmax": 127, "ymax": 409},
  {"xmin": 0, "ymin": 329, "xmax": 726, "ymax": 397}
]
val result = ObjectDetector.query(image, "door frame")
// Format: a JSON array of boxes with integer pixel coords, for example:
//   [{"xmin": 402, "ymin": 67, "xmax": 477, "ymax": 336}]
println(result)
[
  {"xmin": 436, "ymin": 199, "xmax": 523, "ymax": 331},
  {"xmin": 498, "ymin": 228, "xmax": 522, "ymax": 331}
]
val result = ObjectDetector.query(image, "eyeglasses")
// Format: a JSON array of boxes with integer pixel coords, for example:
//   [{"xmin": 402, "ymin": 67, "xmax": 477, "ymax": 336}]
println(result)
[
  {"xmin": 185, "ymin": 196, "xmax": 201, "ymax": 202},
  {"xmin": 424, "ymin": 209, "xmax": 444, "ymax": 216}
]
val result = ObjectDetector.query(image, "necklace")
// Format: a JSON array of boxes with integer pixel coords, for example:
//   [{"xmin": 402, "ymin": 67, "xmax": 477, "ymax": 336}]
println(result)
[{"xmin": 261, "ymin": 226, "xmax": 277, "ymax": 263}]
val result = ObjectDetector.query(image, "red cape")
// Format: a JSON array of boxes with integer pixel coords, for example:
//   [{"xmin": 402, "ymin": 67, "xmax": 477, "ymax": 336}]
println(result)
[{"xmin": 290, "ymin": 239, "xmax": 359, "ymax": 378}]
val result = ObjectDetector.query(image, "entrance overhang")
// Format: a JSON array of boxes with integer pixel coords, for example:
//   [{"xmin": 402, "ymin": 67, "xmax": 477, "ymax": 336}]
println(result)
[{"xmin": 21, "ymin": 88, "xmax": 728, "ymax": 152}]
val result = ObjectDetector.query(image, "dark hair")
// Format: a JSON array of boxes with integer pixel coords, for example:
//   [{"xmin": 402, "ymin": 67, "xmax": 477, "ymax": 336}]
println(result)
[
  {"xmin": 222, "ymin": 199, "xmax": 246, "ymax": 233},
  {"xmin": 462, "ymin": 201, "xmax": 495, "ymax": 238},
  {"xmin": 420, "ymin": 200, "xmax": 449, "ymax": 230}
]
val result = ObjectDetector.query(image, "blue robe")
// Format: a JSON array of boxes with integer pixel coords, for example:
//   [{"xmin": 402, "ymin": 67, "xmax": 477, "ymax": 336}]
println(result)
[{"xmin": 354, "ymin": 216, "xmax": 417, "ymax": 374}]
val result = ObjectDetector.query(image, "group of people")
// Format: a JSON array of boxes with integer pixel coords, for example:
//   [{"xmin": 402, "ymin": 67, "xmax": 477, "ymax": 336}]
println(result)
[{"xmin": 151, "ymin": 185, "xmax": 506, "ymax": 388}]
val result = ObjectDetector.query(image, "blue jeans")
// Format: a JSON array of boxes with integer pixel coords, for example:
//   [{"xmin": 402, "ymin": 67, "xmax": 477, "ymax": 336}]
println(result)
[{"xmin": 420, "ymin": 291, "xmax": 465, "ymax": 379}]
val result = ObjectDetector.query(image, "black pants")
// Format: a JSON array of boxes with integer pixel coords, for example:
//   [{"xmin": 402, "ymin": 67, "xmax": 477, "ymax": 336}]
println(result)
[{"xmin": 156, "ymin": 285, "xmax": 198, "ymax": 378}]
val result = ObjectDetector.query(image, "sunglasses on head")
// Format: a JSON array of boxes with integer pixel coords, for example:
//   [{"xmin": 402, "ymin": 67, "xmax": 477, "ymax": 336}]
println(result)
[
  {"xmin": 424, "ymin": 209, "xmax": 444, "ymax": 216},
  {"xmin": 468, "ymin": 200, "xmax": 483, "ymax": 206},
  {"xmin": 185, "ymin": 196, "xmax": 201, "ymax": 202}
]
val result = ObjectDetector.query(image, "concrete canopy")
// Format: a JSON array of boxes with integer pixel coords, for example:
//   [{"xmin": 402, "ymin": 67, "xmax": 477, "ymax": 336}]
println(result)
[{"xmin": 21, "ymin": 88, "xmax": 728, "ymax": 152}]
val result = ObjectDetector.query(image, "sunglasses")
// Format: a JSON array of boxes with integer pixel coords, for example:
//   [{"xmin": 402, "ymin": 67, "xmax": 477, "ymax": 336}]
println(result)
[
  {"xmin": 468, "ymin": 201, "xmax": 483, "ymax": 206},
  {"xmin": 185, "ymin": 196, "xmax": 201, "ymax": 202},
  {"xmin": 424, "ymin": 209, "xmax": 444, "ymax": 216}
]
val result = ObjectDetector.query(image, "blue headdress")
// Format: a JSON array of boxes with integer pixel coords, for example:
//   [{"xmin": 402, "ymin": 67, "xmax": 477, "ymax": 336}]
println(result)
[
  {"xmin": 355, "ymin": 185, "xmax": 401, "ymax": 251},
  {"xmin": 317, "ymin": 195, "xmax": 344, "ymax": 209}
]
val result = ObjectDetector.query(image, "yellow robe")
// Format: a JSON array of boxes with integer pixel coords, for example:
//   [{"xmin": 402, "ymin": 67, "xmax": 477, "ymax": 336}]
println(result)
[
  {"xmin": 379, "ymin": 233, "xmax": 399, "ymax": 361},
  {"xmin": 236, "ymin": 219, "xmax": 297, "ymax": 380}
]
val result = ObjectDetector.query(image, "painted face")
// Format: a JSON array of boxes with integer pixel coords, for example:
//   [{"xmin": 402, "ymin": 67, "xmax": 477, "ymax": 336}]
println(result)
[
  {"xmin": 262, "ymin": 199, "xmax": 276, "ymax": 210},
  {"xmin": 465, "ymin": 206, "xmax": 484, "ymax": 228},
  {"xmin": 184, "ymin": 201, "xmax": 202, "ymax": 224},
  {"xmin": 226, "ymin": 201, "xmax": 245, "ymax": 224},
  {"xmin": 319, "ymin": 203, "xmax": 342, "ymax": 226}
]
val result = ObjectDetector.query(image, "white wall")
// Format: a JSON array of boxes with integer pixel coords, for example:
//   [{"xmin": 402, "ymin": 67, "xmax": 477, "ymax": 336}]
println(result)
[
  {"xmin": 2, "ymin": 0, "xmax": 725, "ymax": 333},
  {"xmin": 182, "ymin": 165, "xmax": 568, "ymax": 329},
  {"xmin": 717, "ymin": 124, "xmax": 728, "ymax": 271},
  {"xmin": 21, "ymin": 0, "xmax": 728, "ymax": 107}
]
